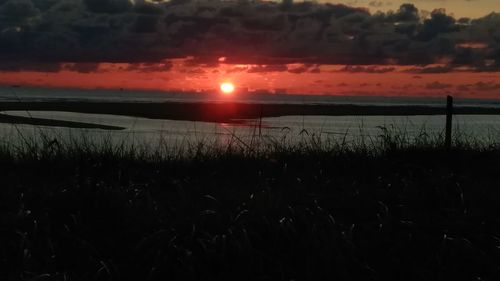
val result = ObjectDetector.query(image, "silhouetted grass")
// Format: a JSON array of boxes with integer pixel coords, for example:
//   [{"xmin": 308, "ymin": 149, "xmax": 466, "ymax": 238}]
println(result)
[{"xmin": 1, "ymin": 129, "xmax": 500, "ymax": 281}]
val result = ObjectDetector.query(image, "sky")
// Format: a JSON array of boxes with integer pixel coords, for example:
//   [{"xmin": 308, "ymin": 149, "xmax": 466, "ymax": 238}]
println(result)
[
  {"xmin": 336, "ymin": 0, "xmax": 500, "ymax": 18},
  {"xmin": 0, "ymin": 0, "xmax": 500, "ymax": 98}
]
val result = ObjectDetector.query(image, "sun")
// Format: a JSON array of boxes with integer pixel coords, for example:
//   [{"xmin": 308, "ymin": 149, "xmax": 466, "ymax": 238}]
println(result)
[{"xmin": 220, "ymin": 82, "xmax": 235, "ymax": 94}]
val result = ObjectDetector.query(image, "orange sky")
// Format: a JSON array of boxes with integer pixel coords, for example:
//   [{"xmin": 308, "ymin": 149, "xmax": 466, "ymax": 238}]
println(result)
[
  {"xmin": 332, "ymin": 0, "xmax": 500, "ymax": 18},
  {"xmin": 1, "ymin": 60, "xmax": 499, "ymax": 98}
]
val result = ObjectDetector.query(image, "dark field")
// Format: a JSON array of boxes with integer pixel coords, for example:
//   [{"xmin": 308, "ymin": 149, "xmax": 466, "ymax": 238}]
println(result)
[{"xmin": 1, "ymin": 139, "xmax": 500, "ymax": 281}]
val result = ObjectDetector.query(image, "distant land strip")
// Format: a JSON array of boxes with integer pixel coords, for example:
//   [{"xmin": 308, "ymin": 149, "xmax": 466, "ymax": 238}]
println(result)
[
  {"xmin": 0, "ymin": 113, "xmax": 124, "ymax": 130},
  {"xmin": 1, "ymin": 101, "xmax": 500, "ymax": 124}
]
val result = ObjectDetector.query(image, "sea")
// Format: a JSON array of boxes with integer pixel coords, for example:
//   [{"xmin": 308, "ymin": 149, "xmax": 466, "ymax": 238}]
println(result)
[{"xmin": 1, "ymin": 86, "xmax": 499, "ymax": 150}]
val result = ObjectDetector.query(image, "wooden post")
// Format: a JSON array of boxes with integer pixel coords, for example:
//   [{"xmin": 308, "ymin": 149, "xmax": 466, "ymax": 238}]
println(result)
[
  {"xmin": 258, "ymin": 105, "xmax": 263, "ymax": 137},
  {"xmin": 445, "ymin": 95, "xmax": 453, "ymax": 149}
]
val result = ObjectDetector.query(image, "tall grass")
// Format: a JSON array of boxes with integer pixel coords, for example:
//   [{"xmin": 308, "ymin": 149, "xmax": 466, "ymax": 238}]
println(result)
[
  {"xmin": 1, "ymin": 122, "xmax": 497, "ymax": 161},
  {"xmin": 1, "ymin": 126, "xmax": 500, "ymax": 281}
]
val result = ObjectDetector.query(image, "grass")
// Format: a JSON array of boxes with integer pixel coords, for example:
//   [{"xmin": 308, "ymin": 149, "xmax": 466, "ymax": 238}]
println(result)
[{"xmin": 1, "ymin": 128, "xmax": 500, "ymax": 281}]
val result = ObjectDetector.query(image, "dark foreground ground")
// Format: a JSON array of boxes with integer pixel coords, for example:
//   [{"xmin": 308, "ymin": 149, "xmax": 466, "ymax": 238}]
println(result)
[
  {"xmin": 1, "ymin": 101, "xmax": 500, "ymax": 127},
  {"xmin": 1, "ymin": 147, "xmax": 500, "ymax": 281}
]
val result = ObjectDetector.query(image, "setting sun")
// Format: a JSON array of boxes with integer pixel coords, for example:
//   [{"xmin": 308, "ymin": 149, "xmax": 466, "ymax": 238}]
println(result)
[{"xmin": 220, "ymin": 82, "xmax": 235, "ymax": 94}]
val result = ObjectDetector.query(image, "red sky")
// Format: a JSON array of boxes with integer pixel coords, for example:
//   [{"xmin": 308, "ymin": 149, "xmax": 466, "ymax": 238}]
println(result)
[{"xmin": 1, "ymin": 60, "xmax": 499, "ymax": 98}]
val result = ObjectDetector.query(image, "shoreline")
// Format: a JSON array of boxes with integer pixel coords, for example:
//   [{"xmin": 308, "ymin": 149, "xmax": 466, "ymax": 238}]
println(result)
[
  {"xmin": 0, "ymin": 112, "xmax": 124, "ymax": 130},
  {"xmin": 1, "ymin": 101, "xmax": 500, "ymax": 129}
]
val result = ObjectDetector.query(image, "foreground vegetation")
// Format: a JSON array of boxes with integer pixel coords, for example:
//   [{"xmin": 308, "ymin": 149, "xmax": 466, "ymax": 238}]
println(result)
[{"xmin": 1, "ymin": 131, "xmax": 500, "ymax": 281}]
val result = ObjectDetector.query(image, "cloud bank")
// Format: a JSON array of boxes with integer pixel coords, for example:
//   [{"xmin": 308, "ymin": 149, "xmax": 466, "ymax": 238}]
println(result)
[{"xmin": 0, "ymin": 0, "xmax": 499, "ymax": 71}]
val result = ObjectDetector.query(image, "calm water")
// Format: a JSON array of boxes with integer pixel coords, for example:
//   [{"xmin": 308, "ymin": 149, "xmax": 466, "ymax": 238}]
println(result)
[
  {"xmin": 0, "ymin": 87, "xmax": 499, "ymax": 148},
  {"xmin": 1, "ymin": 111, "xmax": 499, "ymax": 149}
]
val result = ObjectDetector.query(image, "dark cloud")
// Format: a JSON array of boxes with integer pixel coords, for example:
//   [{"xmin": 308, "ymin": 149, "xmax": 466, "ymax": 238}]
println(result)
[
  {"xmin": 404, "ymin": 65, "xmax": 453, "ymax": 74},
  {"xmin": 224, "ymin": 63, "xmax": 320, "ymax": 74},
  {"xmin": 125, "ymin": 62, "xmax": 173, "ymax": 72},
  {"xmin": 247, "ymin": 64, "xmax": 288, "ymax": 73},
  {"xmin": 83, "ymin": 0, "xmax": 132, "ymax": 14},
  {"xmin": 0, "ymin": 61, "xmax": 61, "ymax": 72},
  {"xmin": 287, "ymin": 64, "xmax": 320, "ymax": 74},
  {"xmin": 0, "ymin": 0, "xmax": 499, "ymax": 71},
  {"xmin": 339, "ymin": 65, "xmax": 395, "ymax": 73},
  {"xmin": 388, "ymin": 3, "xmax": 419, "ymax": 22},
  {"xmin": 416, "ymin": 10, "xmax": 459, "ymax": 41},
  {"xmin": 0, "ymin": 0, "xmax": 39, "ymax": 21},
  {"xmin": 63, "ymin": 62, "xmax": 100, "ymax": 73}
]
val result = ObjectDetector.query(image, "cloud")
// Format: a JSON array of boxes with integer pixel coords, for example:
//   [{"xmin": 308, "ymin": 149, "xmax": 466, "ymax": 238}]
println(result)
[
  {"xmin": 0, "ymin": 61, "xmax": 61, "ymax": 72},
  {"xmin": 63, "ymin": 62, "xmax": 100, "ymax": 73},
  {"xmin": 247, "ymin": 64, "xmax": 288, "ymax": 73},
  {"xmin": 0, "ymin": 0, "xmax": 498, "ymax": 71},
  {"xmin": 338, "ymin": 65, "xmax": 395, "ymax": 73},
  {"xmin": 404, "ymin": 65, "xmax": 453, "ymax": 74},
  {"xmin": 457, "ymin": 81, "xmax": 500, "ymax": 92},
  {"xmin": 83, "ymin": 0, "xmax": 132, "ymax": 14},
  {"xmin": 287, "ymin": 64, "xmax": 321, "ymax": 73},
  {"xmin": 0, "ymin": 0, "xmax": 39, "ymax": 21},
  {"xmin": 426, "ymin": 81, "xmax": 453, "ymax": 90},
  {"xmin": 125, "ymin": 62, "xmax": 173, "ymax": 72}
]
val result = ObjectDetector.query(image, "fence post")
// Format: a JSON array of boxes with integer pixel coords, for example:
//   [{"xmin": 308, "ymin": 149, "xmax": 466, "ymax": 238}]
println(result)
[
  {"xmin": 445, "ymin": 95, "xmax": 453, "ymax": 149},
  {"xmin": 259, "ymin": 105, "xmax": 263, "ymax": 137}
]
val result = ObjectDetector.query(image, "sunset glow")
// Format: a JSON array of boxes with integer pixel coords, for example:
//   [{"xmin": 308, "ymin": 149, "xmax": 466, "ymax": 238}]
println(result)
[
  {"xmin": 220, "ymin": 82, "xmax": 235, "ymax": 95},
  {"xmin": 0, "ymin": 1, "xmax": 498, "ymax": 98}
]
